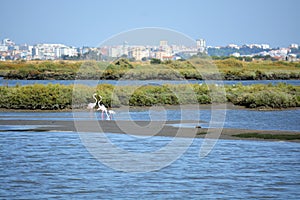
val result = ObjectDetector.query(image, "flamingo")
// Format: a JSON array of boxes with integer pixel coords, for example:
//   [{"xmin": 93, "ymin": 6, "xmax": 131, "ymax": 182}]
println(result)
[
  {"xmin": 108, "ymin": 110, "xmax": 116, "ymax": 120},
  {"xmin": 87, "ymin": 93, "xmax": 98, "ymax": 111},
  {"xmin": 97, "ymin": 95, "xmax": 109, "ymax": 120}
]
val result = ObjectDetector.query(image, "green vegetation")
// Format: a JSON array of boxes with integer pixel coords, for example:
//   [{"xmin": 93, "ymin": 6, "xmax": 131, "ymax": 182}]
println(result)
[
  {"xmin": 150, "ymin": 58, "xmax": 162, "ymax": 64},
  {"xmin": 0, "ymin": 60, "xmax": 81, "ymax": 79},
  {"xmin": 226, "ymin": 83, "xmax": 300, "ymax": 108},
  {"xmin": 0, "ymin": 58, "xmax": 299, "ymax": 80},
  {"xmin": 196, "ymin": 131, "xmax": 207, "ymax": 135},
  {"xmin": 0, "ymin": 83, "xmax": 299, "ymax": 110},
  {"xmin": 233, "ymin": 132, "xmax": 300, "ymax": 140},
  {"xmin": 0, "ymin": 84, "xmax": 73, "ymax": 109}
]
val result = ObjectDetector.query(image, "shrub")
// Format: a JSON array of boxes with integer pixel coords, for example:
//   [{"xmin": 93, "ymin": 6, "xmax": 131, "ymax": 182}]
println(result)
[
  {"xmin": 150, "ymin": 58, "xmax": 161, "ymax": 64},
  {"xmin": 0, "ymin": 83, "xmax": 299, "ymax": 109},
  {"xmin": 225, "ymin": 84, "xmax": 300, "ymax": 108},
  {"xmin": 0, "ymin": 84, "xmax": 73, "ymax": 109}
]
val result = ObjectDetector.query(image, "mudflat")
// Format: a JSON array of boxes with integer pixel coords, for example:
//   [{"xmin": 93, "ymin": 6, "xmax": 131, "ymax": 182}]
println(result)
[{"xmin": 1, "ymin": 119, "xmax": 299, "ymax": 142}]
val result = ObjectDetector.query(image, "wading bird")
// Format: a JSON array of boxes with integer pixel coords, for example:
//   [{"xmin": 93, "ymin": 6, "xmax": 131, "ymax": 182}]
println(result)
[
  {"xmin": 87, "ymin": 93, "xmax": 98, "ymax": 111},
  {"xmin": 108, "ymin": 110, "xmax": 116, "ymax": 120},
  {"xmin": 97, "ymin": 95, "xmax": 109, "ymax": 120}
]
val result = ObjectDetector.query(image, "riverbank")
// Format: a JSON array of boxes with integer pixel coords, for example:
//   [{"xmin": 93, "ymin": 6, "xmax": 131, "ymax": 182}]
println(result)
[{"xmin": 1, "ymin": 119, "xmax": 299, "ymax": 142}]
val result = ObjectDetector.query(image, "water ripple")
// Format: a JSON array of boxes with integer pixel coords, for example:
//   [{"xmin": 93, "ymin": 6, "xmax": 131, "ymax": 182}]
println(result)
[{"xmin": 0, "ymin": 125, "xmax": 299, "ymax": 199}]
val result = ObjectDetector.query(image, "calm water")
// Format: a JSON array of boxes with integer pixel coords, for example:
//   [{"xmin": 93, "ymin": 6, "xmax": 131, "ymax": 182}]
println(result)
[
  {"xmin": 1, "ymin": 77, "xmax": 299, "ymax": 86},
  {"xmin": 0, "ymin": 131, "xmax": 299, "ymax": 199},
  {"xmin": 1, "ymin": 109, "xmax": 300, "ymax": 199}
]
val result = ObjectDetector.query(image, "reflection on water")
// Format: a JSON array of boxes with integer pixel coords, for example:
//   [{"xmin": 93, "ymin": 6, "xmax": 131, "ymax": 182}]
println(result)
[{"xmin": 0, "ymin": 131, "xmax": 299, "ymax": 199}]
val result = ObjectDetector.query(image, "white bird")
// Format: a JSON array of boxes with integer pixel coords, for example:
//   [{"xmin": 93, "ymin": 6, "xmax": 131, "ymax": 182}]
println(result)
[
  {"xmin": 97, "ymin": 95, "xmax": 109, "ymax": 120},
  {"xmin": 87, "ymin": 93, "xmax": 98, "ymax": 111},
  {"xmin": 108, "ymin": 110, "xmax": 116, "ymax": 120}
]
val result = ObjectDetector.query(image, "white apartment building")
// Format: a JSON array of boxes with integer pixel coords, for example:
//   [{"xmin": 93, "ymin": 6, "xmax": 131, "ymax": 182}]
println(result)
[
  {"xmin": 109, "ymin": 46, "xmax": 123, "ymax": 58},
  {"xmin": 261, "ymin": 44, "xmax": 270, "ymax": 49},
  {"xmin": 58, "ymin": 47, "xmax": 77, "ymax": 57},
  {"xmin": 227, "ymin": 44, "xmax": 239, "ymax": 49},
  {"xmin": 154, "ymin": 50, "xmax": 172, "ymax": 60},
  {"xmin": 290, "ymin": 44, "xmax": 299, "ymax": 49},
  {"xmin": 196, "ymin": 39, "xmax": 206, "ymax": 48},
  {"xmin": 0, "ymin": 45, "xmax": 8, "ymax": 52},
  {"xmin": 31, "ymin": 43, "xmax": 77, "ymax": 59},
  {"xmin": 128, "ymin": 46, "xmax": 150, "ymax": 61}
]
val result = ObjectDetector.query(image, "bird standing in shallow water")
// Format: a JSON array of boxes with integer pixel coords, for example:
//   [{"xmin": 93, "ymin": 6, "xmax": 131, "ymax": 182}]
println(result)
[
  {"xmin": 97, "ymin": 95, "xmax": 109, "ymax": 120},
  {"xmin": 108, "ymin": 110, "xmax": 116, "ymax": 120}
]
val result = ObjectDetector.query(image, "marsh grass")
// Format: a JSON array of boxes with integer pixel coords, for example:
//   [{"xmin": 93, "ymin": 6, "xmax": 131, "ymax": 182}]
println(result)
[
  {"xmin": 1, "ymin": 59, "xmax": 299, "ymax": 80},
  {"xmin": 0, "ymin": 83, "xmax": 298, "ymax": 110},
  {"xmin": 225, "ymin": 83, "xmax": 300, "ymax": 108},
  {"xmin": 196, "ymin": 131, "xmax": 207, "ymax": 135},
  {"xmin": 234, "ymin": 133, "xmax": 300, "ymax": 140}
]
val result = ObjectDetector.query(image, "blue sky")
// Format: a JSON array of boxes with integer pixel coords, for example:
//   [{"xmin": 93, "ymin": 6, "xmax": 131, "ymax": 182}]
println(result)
[{"xmin": 1, "ymin": 0, "xmax": 299, "ymax": 47}]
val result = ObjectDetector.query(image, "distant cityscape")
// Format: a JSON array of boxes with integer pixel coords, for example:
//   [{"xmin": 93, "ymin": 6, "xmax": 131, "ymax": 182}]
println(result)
[{"xmin": 0, "ymin": 38, "xmax": 299, "ymax": 62}]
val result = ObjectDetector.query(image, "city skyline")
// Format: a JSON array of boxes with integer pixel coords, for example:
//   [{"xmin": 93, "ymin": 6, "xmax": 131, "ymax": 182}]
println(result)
[
  {"xmin": 1, "ymin": 36, "xmax": 298, "ymax": 62},
  {"xmin": 1, "ymin": 0, "xmax": 299, "ymax": 48},
  {"xmin": 0, "ymin": 35, "xmax": 298, "ymax": 49}
]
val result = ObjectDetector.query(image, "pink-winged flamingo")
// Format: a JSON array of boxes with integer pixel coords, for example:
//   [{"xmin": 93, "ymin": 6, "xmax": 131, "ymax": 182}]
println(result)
[{"xmin": 97, "ymin": 95, "xmax": 109, "ymax": 120}]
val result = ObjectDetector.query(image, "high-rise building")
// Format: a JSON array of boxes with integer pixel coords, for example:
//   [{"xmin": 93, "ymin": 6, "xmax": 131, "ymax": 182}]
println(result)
[
  {"xmin": 122, "ymin": 41, "xmax": 128, "ymax": 55},
  {"xmin": 32, "ymin": 47, "xmax": 39, "ymax": 58},
  {"xmin": 196, "ymin": 38, "xmax": 206, "ymax": 53},
  {"xmin": 196, "ymin": 39, "xmax": 206, "ymax": 48}
]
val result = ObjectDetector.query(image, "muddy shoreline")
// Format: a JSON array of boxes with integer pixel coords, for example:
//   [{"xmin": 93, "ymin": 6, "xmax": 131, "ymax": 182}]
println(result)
[{"xmin": 1, "ymin": 118, "xmax": 299, "ymax": 143}]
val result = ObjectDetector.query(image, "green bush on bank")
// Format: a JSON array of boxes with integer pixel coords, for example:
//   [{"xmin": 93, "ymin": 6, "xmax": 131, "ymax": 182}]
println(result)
[
  {"xmin": 226, "ymin": 83, "xmax": 300, "ymax": 108},
  {"xmin": 0, "ymin": 84, "xmax": 73, "ymax": 109},
  {"xmin": 233, "ymin": 132, "xmax": 300, "ymax": 140},
  {"xmin": 0, "ymin": 83, "xmax": 299, "ymax": 110}
]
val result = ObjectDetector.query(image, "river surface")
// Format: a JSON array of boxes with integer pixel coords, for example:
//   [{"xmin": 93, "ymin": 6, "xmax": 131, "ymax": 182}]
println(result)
[
  {"xmin": 1, "ymin": 77, "xmax": 299, "ymax": 86},
  {"xmin": 0, "ymin": 131, "xmax": 299, "ymax": 199},
  {"xmin": 0, "ymin": 109, "xmax": 300, "ymax": 199}
]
